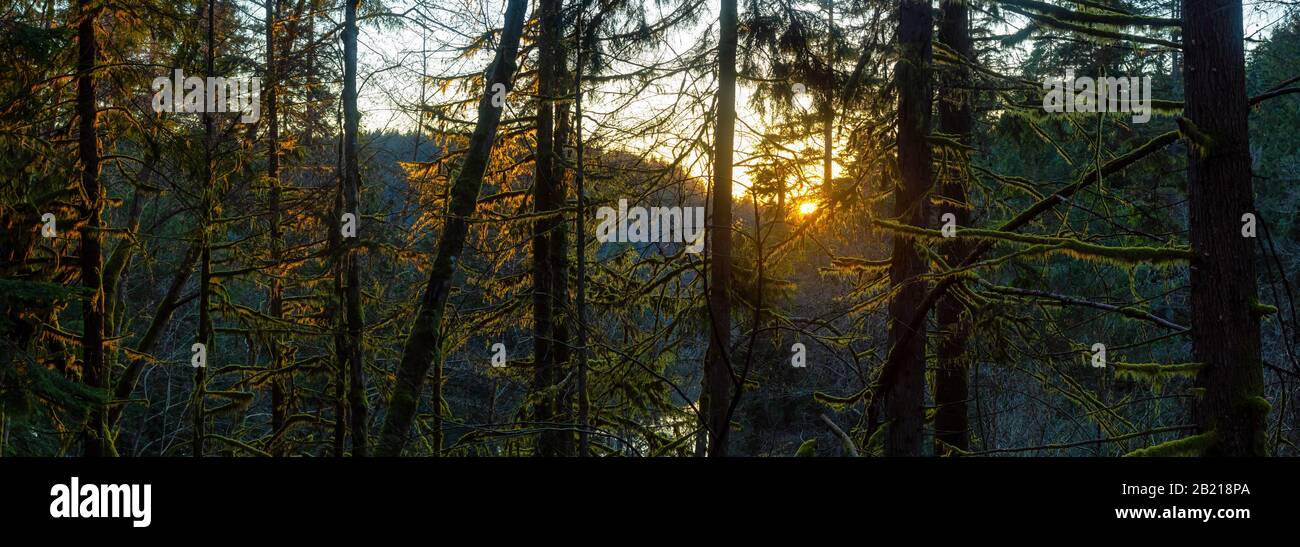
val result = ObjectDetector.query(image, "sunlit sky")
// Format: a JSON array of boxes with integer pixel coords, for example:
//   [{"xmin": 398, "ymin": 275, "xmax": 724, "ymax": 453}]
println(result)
[
  {"xmin": 357, "ymin": 0, "xmax": 788, "ymax": 198},
  {"xmin": 348, "ymin": 0, "xmax": 1292, "ymax": 205}
]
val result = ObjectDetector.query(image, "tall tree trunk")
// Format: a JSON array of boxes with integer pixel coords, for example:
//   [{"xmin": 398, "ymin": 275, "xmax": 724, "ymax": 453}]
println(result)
[
  {"xmin": 552, "ymin": 85, "xmax": 573, "ymax": 456},
  {"xmin": 332, "ymin": 186, "xmax": 346, "ymax": 457},
  {"xmin": 883, "ymin": 0, "xmax": 933, "ymax": 457},
  {"xmin": 304, "ymin": 13, "xmax": 319, "ymax": 149},
  {"xmin": 266, "ymin": 0, "xmax": 289, "ymax": 456},
  {"xmin": 704, "ymin": 0, "xmax": 738, "ymax": 457},
  {"xmin": 194, "ymin": 0, "xmax": 215, "ymax": 458},
  {"xmin": 574, "ymin": 5, "xmax": 590, "ymax": 457},
  {"xmin": 76, "ymin": 0, "xmax": 107, "ymax": 457},
  {"xmin": 374, "ymin": 0, "xmax": 528, "ymax": 456},
  {"xmin": 330, "ymin": 16, "xmax": 347, "ymax": 459},
  {"xmin": 822, "ymin": 0, "xmax": 833, "ymax": 192},
  {"xmin": 933, "ymin": 0, "xmax": 971, "ymax": 455},
  {"xmin": 342, "ymin": 0, "xmax": 368, "ymax": 457},
  {"xmin": 532, "ymin": 0, "xmax": 566, "ymax": 456},
  {"xmin": 1182, "ymin": 0, "xmax": 1267, "ymax": 456}
]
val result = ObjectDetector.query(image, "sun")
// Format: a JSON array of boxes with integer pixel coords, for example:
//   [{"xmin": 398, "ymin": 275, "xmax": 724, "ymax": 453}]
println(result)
[{"xmin": 798, "ymin": 201, "xmax": 818, "ymax": 215}]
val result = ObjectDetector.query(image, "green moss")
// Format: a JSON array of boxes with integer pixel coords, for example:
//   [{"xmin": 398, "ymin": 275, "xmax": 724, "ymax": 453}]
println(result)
[
  {"xmin": 1176, "ymin": 117, "xmax": 1217, "ymax": 158},
  {"xmin": 873, "ymin": 219, "xmax": 1192, "ymax": 265},
  {"xmin": 1124, "ymin": 430, "xmax": 1218, "ymax": 457},
  {"xmin": 1117, "ymin": 306, "xmax": 1149, "ymax": 320},
  {"xmin": 1113, "ymin": 362, "xmax": 1202, "ymax": 390},
  {"xmin": 824, "ymin": 256, "xmax": 892, "ymax": 275},
  {"xmin": 1000, "ymin": 0, "xmax": 1181, "ymax": 28},
  {"xmin": 795, "ymin": 438, "xmax": 817, "ymax": 457},
  {"xmin": 1244, "ymin": 395, "xmax": 1272, "ymax": 415},
  {"xmin": 864, "ymin": 422, "xmax": 889, "ymax": 457},
  {"xmin": 1251, "ymin": 301, "xmax": 1278, "ymax": 317},
  {"xmin": 1000, "ymin": 3, "xmax": 1181, "ymax": 48},
  {"xmin": 814, "ymin": 388, "xmax": 867, "ymax": 411},
  {"xmin": 1151, "ymin": 99, "xmax": 1183, "ymax": 114}
]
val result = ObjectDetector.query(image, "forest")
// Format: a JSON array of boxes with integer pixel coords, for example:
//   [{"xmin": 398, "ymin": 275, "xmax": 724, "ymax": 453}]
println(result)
[{"xmin": 1, "ymin": 0, "xmax": 1298, "ymax": 458}]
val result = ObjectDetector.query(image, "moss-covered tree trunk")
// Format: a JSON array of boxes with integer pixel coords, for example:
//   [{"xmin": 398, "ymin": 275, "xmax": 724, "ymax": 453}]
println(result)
[
  {"xmin": 342, "ymin": 0, "xmax": 368, "ymax": 457},
  {"xmin": 194, "ymin": 0, "xmax": 215, "ymax": 458},
  {"xmin": 266, "ymin": 0, "xmax": 289, "ymax": 456},
  {"xmin": 531, "ymin": 0, "xmax": 568, "ymax": 457},
  {"xmin": 76, "ymin": 0, "xmax": 107, "ymax": 457},
  {"xmin": 1182, "ymin": 0, "xmax": 1267, "ymax": 456},
  {"xmin": 573, "ymin": 8, "xmax": 590, "ymax": 457},
  {"xmin": 374, "ymin": 0, "xmax": 528, "ymax": 456},
  {"xmin": 704, "ymin": 0, "xmax": 738, "ymax": 457},
  {"xmin": 551, "ymin": 75, "xmax": 574, "ymax": 456},
  {"xmin": 883, "ymin": 0, "xmax": 933, "ymax": 457},
  {"xmin": 331, "ymin": 176, "xmax": 346, "ymax": 457},
  {"xmin": 933, "ymin": 0, "xmax": 972, "ymax": 455}
]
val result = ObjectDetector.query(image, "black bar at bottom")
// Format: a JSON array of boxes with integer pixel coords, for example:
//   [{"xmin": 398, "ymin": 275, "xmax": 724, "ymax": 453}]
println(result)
[{"xmin": 0, "ymin": 458, "xmax": 1282, "ymax": 536}]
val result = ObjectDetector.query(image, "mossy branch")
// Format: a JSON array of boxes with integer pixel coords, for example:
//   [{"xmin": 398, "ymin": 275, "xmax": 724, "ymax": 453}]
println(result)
[
  {"xmin": 1113, "ymin": 362, "xmax": 1203, "ymax": 388},
  {"xmin": 814, "ymin": 388, "xmax": 868, "ymax": 411},
  {"xmin": 1124, "ymin": 430, "xmax": 1218, "ymax": 457},
  {"xmin": 1175, "ymin": 116, "xmax": 1216, "ymax": 158},
  {"xmin": 1251, "ymin": 300, "xmax": 1278, "ymax": 317},
  {"xmin": 874, "ymin": 219, "xmax": 1192, "ymax": 265},
  {"xmin": 1000, "ymin": 0, "xmax": 1181, "ymax": 28},
  {"xmin": 1001, "ymin": 4, "xmax": 1181, "ymax": 49},
  {"xmin": 980, "ymin": 282, "xmax": 1189, "ymax": 331},
  {"xmin": 1065, "ymin": 0, "xmax": 1135, "ymax": 16},
  {"xmin": 865, "ymin": 131, "xmax": 1184, "ymax": 419},
  {"xmin": 823, "ymin": 255, "xmax": 892, "ymax": 274},
  {"xmin": 207, "ymin": 434, "xmax": 272, "ymax": 457}
]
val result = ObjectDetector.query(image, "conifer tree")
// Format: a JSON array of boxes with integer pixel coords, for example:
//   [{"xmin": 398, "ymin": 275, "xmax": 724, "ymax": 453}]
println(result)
[
  {"xmin": 342, "ymin": 0, "xmax": 369, "ymax": 457},
  {"xmin": 705, "ymin": 0, "xmax": 739, "ymax": 457},
  {"xmin": 76, "ymin": 0, "xmax": 107, "ymax": 457},
  {"xmin": 933, "ymin": 0, "xmax": 973, "ymax": 455},
  {"xmin": 1182, "ymin": 0, "xmax": 1267, "ymax": 456},
  {"xmin": 881, "ymin": 0, "xmax": 934, "ymax": 457}
]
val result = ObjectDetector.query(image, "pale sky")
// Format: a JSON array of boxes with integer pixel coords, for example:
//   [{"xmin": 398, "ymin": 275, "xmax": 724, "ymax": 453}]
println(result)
[{"xmin": 347, "ymin": 0, "xmax": 1294, "ymax": 202}]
